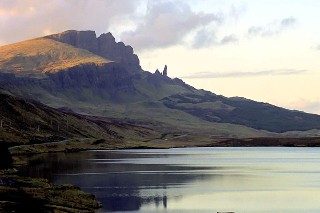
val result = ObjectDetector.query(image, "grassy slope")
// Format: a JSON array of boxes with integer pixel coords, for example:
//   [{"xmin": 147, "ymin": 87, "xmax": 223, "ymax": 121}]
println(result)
[
  {"xmin": 0, "ymin": 38, "xmax": 111, "ymax": 75},
  {"xmin": 0, "ymin": 91, "xmax": 274, "ymax": 157},
  {"xmin": 161, "ymin": 93, "xmax": 320, "ymax": 133},
  {"xmin": 0, "ymin": 93, "xmax": 161, "ymax": 147}
]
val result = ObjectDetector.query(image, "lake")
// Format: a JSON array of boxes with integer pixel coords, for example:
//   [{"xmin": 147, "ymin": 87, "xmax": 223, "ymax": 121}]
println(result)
[{"xmin": 18, "ymin": 147, "xmax": 320, "ymax": 213}]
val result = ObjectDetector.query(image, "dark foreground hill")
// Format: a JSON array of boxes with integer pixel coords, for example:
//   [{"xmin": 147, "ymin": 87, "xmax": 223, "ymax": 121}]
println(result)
[{"xmin": 0, "ymin": 93, "xmax": 161, "ymax": 149}]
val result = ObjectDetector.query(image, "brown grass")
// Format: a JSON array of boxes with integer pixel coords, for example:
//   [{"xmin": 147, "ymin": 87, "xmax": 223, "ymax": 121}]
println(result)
[{"xmin": 0, "ymin": 38, "xmax": 111, "ymax": 74}]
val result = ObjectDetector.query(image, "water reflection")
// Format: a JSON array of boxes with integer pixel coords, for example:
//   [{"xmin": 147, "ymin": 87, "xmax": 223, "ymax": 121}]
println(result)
[{"xmin": 18, "ymin": 147, "xmax": 320, "ymax": 212}]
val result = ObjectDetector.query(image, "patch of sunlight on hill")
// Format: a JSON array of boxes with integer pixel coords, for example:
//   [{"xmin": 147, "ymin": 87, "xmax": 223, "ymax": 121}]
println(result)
[{"xmin": 0, "ymin": 38, "xmax": 111, "ymax": 75}]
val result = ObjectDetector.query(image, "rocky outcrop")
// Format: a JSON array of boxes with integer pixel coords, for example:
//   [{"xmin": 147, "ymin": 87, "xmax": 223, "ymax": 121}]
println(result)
[
  {"xmin": 163, "ymin": 65, "xmax": 168, "ymax": 76},
  {"xmin": 46, "ymin": 63, "xmax": 135, "ymax": 91},
  {"xmin": 46, "ymin": 30, "xmax": 141, "ymax": 72},
  {"xmin": 0, "ymin": 62, "xmax": 144, "ymax": 103},
  {"xmin": 97, "ymin": 33, "xmax": 140, "ymax": 72},
  {"xmin": 45, "ymin": 30, "xmax": 99, "ymax": 53}
]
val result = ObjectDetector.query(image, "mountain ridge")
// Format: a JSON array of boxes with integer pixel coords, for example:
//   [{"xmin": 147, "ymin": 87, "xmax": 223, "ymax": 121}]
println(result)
[
  {"xmin": 0, "ymin": 30, "xmax": 320, "ymax": 137},
  {"xmin": 46, "ymin": 30, "xmax": 141, "ymax": 72}
]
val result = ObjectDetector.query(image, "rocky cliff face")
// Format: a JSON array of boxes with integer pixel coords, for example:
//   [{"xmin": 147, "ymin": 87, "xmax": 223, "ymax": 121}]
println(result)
[
  {"xmin": 46, "ymin": 30, "xmax": 141, "ymax": 72},
  {"xmin": 0, "ymin": 62, "xmax": 143, "ymax": 103}
]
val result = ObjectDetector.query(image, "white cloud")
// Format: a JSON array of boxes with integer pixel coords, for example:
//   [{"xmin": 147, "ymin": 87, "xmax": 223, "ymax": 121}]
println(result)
[
  {"xmin": 248, "ymin": 17, "xmax": 297, "ymax": 37},
  {"xmin": 0, "ymin": 1, "xmax": 244, "ymax": 50},
  {"xmin": 0, "ymin": 0, "xmax": 141, "ymax": 44},
  {"xmin": 120, "ymin": 0, "xmax": 222, "ymax": 50}
]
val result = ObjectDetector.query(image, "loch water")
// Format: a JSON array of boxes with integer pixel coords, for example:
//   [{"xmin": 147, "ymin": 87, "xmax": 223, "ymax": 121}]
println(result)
[{"xmin": 19, "ymin": 147, "xmax": 320, "ymax": 212}]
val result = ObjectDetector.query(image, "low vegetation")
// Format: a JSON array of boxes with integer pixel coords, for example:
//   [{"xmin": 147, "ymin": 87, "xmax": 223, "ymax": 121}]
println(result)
[
  {"xmin": 0, "ymin": 38, "xmax": 110, "ymax": 75},
  {"xmin": 0, "ymin": 173, "xmax": 101, "ymax": 212}
]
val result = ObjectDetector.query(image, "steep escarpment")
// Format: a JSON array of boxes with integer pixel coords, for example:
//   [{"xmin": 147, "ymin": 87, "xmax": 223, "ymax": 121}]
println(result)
[
  {"xmin": 0, "ymin": 62, "xmax": 144, "ymax": 104},
  {"xmin": 0, "ymin": 59, "xmax": 195, "ymax": 106},
  {"xmin": 46, "ymin": 30, "xmax": 141, "ymax": 72}
]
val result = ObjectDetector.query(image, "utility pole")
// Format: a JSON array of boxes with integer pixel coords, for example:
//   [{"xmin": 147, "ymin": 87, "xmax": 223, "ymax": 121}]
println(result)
[{"xmin": 37, "ymin": 125, "xmax": 40, "ymax": 132}]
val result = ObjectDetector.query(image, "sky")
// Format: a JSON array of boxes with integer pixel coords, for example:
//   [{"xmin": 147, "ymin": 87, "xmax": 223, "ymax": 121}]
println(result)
[{"xmin": 0, "ymin": 0, "xmax": 320, "ymax": 114}]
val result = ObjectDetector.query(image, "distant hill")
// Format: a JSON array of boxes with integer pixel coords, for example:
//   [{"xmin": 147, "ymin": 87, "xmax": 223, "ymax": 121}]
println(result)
[
  {"xmin": 161, "ymin": 93, "xmax": 320, "ymax": 132},
  {"xmin": 0, "ymin": 30, "xmax": 320, "ymax": 139}
]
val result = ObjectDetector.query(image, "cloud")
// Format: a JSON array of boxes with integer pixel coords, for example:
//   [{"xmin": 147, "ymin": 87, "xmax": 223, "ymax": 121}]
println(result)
[
  {"xmin": 191, "ymin": 31, "xmax": 238, "ymax": 48},
  {"xmin": 220, "ymin": 34, "xmax": 238, "ymax": 44},
  {"xmin": 229, "ymin": 3, "xmax": 247, "ymax": 21},
  {"xmin": 191, "ymin": 29, "xmax": 216, "ymax": 49},
  {"xmin": 0, "ymin": 0, "xmax": 141, "ymax": 45},
  {"xmin": 0, "ymin": 1, "xmax": 239, "ymax": 50},
  {"xmin": 248, "ymin": 17, "xmax": 297, "ymax": 37},
  {"xmin": 182, "ymin": 69, "xmax": 307, "ymax": 79},
  {"xmin": 120, "ymin": 0, "xmax": 222, "ymax": 50},
  {"xmin": 281, "ymin": 17, "xmax": 296, "ymax": 26}
]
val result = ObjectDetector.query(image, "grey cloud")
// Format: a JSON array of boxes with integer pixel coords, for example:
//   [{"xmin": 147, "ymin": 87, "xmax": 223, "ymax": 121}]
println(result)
[
  {"xmin": 220, "ymin": 34, "xmax": 238, "ymax": 44},
  {"xmin": 191, "ymin": 29, "xmax": 216, "ymax": 49},
  {"xmin": 120, "ymin": 0, "xmax": 222, "ymax": 50},
  {"xmin": 1, "ymin": 1, "xmax": 239, "ymax": 51},
  {"xmin": 248, "ymin": 26, "xmax": 263, "ymax": 35},
  {"xmin": 182, "ymin": 69, "xmax": 307, "ymax": 79},
  {"xmin": 192, "ymin": 31, "xmax": 238, "ymax": 49},
  {"xmin": 281, "ymin": 17, "xmax": 296, "ymax": 26},
  {"xmin": 0, "ymin": 0, "xmax": 141, "ymax": 45},
  {"xmin": 248, "ymin": 17, "xmax": 297, "ymax": 37}
]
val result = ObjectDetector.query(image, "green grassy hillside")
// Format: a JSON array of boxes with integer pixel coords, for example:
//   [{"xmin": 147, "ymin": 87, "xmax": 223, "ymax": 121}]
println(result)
[
  {"xmin": 161, "ymin": 93, "xmax": 320, "ymax": 133},
  {"xmin": 0, "ymin": 93, "xmax": 160, "ymax": 147}
]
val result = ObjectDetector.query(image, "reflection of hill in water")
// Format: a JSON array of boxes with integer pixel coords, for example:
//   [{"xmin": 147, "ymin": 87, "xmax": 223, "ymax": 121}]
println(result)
[{"xmin": 18, "ymin": 151, "xmax": 221, "ymax": 211}]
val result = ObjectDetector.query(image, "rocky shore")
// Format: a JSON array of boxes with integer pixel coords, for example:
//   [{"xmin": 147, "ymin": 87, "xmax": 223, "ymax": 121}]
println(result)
[{"xmin": 0, "ymin": 143, "xmax": 101, "ymax": 213}]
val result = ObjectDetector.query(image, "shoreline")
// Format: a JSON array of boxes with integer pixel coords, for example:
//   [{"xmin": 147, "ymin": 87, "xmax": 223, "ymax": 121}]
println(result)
[
  {"xmin": 9, "ymin": 136, "xmax": 320, "ymax": 158},
  {"xmin": 3, "ymin": 136, "xmax": 320, "ymax": 212},
  {"xmin": 0, "ymin": 170, "xmax": 102, "ymax": 213}
]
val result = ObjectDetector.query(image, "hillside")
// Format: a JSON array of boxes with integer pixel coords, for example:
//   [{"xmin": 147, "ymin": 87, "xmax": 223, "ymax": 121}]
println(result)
[
  {"xmin": 0, "ymin": 30, "xmax": 320, "ymax": 138},
  {"xmin": 161, "ymin": 93, "xmax": 320, "ymax": 133},
  {"xmin": 0, "ymin": 38, "xmax": 110, "ymax": 76},
  {"xmin": 0, "ymin": 93, "xmax": 275, "ymax": 154},
  {"xmin": 0, "ymin": 93, "xmax": 159, "ymax": 147}
]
